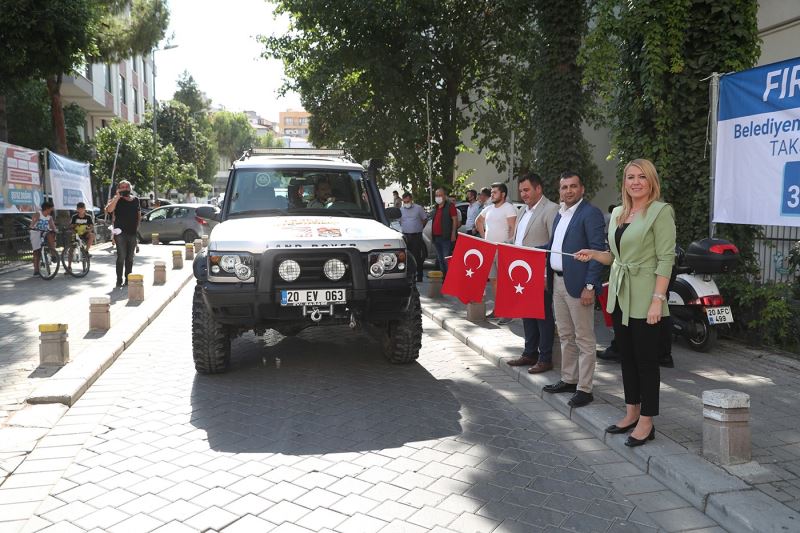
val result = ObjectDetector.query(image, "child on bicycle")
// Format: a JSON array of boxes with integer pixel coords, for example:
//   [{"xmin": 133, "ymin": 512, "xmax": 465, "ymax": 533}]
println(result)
[
  {"xmin": 29, "ymin": 200, "xmax": 57, "ymax": 277},
  {"xmin": 70, "ymin": 202, "xmax": 95, "ymax": 256}
]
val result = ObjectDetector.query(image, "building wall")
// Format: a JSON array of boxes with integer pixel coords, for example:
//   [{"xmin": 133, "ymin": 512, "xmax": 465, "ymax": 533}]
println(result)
[{"xmin": 279, "ymin": 110, "xmax": 311, "ymax": 137}]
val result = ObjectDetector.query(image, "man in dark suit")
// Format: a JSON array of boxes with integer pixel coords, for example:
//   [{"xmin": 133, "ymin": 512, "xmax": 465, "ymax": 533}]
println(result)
[{"xmin": 543, "ymin": 172, "xmax": 606, "ymax": 407}]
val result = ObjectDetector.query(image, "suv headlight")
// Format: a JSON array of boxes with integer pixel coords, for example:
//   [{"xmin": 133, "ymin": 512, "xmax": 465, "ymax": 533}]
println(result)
[
  {"xmin": 209, "ymin": 253, "xmax": 254, "ymax": 281},
  {"xmin": 368, "ymin": 250, "xmax": 406, "ymax": 278}
]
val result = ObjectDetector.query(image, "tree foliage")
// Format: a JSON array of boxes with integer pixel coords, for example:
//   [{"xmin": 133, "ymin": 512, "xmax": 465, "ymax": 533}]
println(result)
[
  {"xmin": 210, "ymin": 111, "xmax": 257, "ymax": 163},
  {"xmin": 173, "ymin": 71, "xmax": 210, "ymax": 116},
  {"xmin": 146, "ymin": 100, "xmax": 217, "ymax": 183},
  {"xmin": 581, "ymin": 0, "xmax": 760, "ymax": 245}
]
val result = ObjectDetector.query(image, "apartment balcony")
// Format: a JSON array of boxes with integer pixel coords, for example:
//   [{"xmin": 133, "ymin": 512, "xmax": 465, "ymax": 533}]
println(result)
[{"xmin": 61, "ymin": 74, "xmax": 116, "ymax": 117}]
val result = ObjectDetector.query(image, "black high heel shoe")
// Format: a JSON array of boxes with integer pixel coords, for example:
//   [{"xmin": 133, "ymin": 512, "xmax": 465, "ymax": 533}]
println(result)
[
  {"xmin": 625, "ymin": 426, "xmax": 655, "ymax": 447},
  {"xmin": 605, "ymin": 419, "xmax": 639, "ymax": 434}
]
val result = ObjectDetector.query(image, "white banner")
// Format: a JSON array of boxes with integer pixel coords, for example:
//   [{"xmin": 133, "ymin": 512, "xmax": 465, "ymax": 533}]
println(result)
[
  {"xmin": 48, "ymin": 151, "xmax": 93, "ymax": 211},
  {"xmin": 714, "ymin": 57, "xmax": 800, "ymax": 227},
  {"xmin": 0, "ymin": 141, "xmax": 43, "ymax": 214}
]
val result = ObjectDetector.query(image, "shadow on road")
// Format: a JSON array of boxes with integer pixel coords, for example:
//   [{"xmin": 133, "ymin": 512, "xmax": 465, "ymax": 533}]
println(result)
[{"xmin": 189, "ymin": 326, "xmax": 463, "ymax": 454}]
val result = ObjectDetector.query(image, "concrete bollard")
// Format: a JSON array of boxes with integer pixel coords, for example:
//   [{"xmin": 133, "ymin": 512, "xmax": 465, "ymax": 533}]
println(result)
[
  {"xmin": 89, "ymin": 296, "xmax": 111, "ymax": 331},
  {"xmin": 172, "ymin": 250, "xmax": 183, "ymax": 269},
  {"xmin": 467, "ymin": 301, "xmax": 486, "ymax": 322},
  {"xmin": 427, "ymin": 271, "xmax": 443, "ymax": 298},
  {"xmin": 193, "ymin": 238, "xmax": 202, "ymax": 254},
  {"xmin": 127, "ymin": 274, "xmax": 145, "ymax": 302},
  {"xmin": 703, "ymin": 389, "xmax": 751, "ymax": 465},
  {"xmin": 151, "ymin": 233, "xmax": 159, "ymax": 245},
  {"xmin": 201, "ymin": 234, "xmax": 209, "ymax": 247},
  {"xmin": 39, "ymin": 324, "xmax": 69, "ymax": 366},
  {"xmin": 154, "ymin": 261, "xmax": 167, "ymax": 284},
  {"xmin": 185, "ymin": 243, "xmax": 194, "ymax": 260}
]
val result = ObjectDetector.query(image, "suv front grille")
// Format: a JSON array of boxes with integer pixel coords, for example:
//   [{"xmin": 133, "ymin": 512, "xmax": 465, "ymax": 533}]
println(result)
[{"xmin": 273, "ymin": 253, "xmax": 352, "ymax": 284}]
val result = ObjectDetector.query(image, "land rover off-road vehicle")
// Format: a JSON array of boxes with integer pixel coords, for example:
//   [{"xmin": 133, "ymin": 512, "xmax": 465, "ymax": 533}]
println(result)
[{"xmin": 191, "ymin": 148, "xmax": 422, "ymax": 374}]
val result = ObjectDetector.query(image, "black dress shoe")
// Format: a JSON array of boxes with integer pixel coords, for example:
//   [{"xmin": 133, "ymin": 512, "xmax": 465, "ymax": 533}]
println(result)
[
  {"xmin": 568, "ymin": 391, "xmax": 594, "ymax": 407},
  {"xmin": 625, "ymin": 426, "xmax": 656, "ymax": 447},
  {"xmin": 659, "ymin": 355, "xmax": 675, "ymax": 368},
  {"xmin": 605, "ymin": 419, "xmax": 639, "ymax": 434},
  {"xmin": 543, "ymin": 381, "xmax": 578, "ymax": 394}
]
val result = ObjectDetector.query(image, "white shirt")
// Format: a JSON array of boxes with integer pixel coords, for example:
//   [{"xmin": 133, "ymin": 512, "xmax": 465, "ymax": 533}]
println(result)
[
  {"xmin": 481, "ymin": 201, "xmax": 518, "ymax": 243},
  {"xmin": 465, "ymin": 201, "xmax": 482, "ymax": 231},
  {"xmin": 550, "ymin": 199, "xmax": 583, "ymax": 272},
  {"xmin": 514, "ymin": 197, "xmax": 543, "ymax": 247}
]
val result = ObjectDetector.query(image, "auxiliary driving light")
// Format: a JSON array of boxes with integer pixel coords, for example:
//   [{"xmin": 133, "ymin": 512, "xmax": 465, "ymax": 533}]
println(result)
[
  {"xmin": 278, "ymin": 259, "xmax": 301, "ymax": 282},
  {"xmin": 323, "ymin": 258, "xmax": 347, "ymax": 281}
]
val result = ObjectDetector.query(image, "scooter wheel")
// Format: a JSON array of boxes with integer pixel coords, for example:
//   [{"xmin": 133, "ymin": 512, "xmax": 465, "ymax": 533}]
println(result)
[{"xmin": 687, "ymin": 319, "xmax": 717, "ymax": 352}]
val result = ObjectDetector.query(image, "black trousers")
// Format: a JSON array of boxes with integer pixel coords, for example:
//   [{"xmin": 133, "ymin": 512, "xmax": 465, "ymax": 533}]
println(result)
[
  {"xmin": 116, "ymin": 233, "xmax": 137, "ymax": 283},
  {"xmin": 611, "ymin": 305, "xmax": 662, "ymax": 416},
  {"xmin": 403, "ymin": 232, "xmax": 425, "ymax": 281}
]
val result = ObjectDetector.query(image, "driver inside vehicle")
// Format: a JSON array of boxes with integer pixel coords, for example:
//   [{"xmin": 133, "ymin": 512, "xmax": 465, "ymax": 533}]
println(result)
[{"xmin": 308, "ymin": 180, "xmax": 335, "ymax": 208}]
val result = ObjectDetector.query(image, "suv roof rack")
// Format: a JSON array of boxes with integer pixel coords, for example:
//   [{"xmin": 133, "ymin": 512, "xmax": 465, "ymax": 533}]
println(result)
[{"xmin": 239, "ymin": 147, "xmax": 353, "ymax": 161}]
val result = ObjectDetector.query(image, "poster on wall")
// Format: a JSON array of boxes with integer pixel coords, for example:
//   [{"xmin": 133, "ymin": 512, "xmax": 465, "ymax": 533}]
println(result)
[
  {"xmin": 48, "ymin": 151, "xmax": 93, "ymax": 211},
  {"xmin": 0, "ymin": 142, "xmax": 42, "ymax": 214},
  {"xmin": 714, "ymin": 56, "xmax": 800, "ymax": 227}
]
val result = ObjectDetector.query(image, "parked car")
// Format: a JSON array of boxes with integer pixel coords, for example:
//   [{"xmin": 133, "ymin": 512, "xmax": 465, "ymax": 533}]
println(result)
[
  {"xmin": 137, "ymin": 203, "xmax": 220, "ymax": 244},
  {"xmin": 422, "ymin": 201, "xmax": 525, "ymax": 263}
]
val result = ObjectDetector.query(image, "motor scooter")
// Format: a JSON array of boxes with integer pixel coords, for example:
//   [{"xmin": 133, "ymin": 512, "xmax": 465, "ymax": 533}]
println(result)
[{"xmin": 598, "ymin": 237, "xmax": 739, "ymax": 355}]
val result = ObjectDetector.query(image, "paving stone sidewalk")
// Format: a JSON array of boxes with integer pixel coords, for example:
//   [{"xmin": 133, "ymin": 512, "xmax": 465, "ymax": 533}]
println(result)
[
  {"xmin": 0, "ymin": 243, "xmax": 192, "ymax": 426},
  {"xmin": 2, "ymin": 283, "xmax": 723, "ymax": 532},
  {"xmin": 420, "ymin": 286, "xmax": 800, "ymax": 513}
]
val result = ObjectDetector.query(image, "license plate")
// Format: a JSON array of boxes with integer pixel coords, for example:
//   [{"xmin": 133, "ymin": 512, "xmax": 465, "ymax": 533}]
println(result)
[
  {"xmin": 280, "ymin": 289, "xmax": 346, "ymax": 307},
  {"xmin": 706, "ymin": 306, "xmax": 733, "ymax": 324}
]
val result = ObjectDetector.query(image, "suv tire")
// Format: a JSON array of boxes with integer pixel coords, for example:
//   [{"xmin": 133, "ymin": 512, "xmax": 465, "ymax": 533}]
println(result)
[
  {"xmin": 382, "ymin": 286, "xmax": 422, "ymax": 364},
  {"xmin": 192, "ymin": 283, "xmax": 231, "ymax": 374}
]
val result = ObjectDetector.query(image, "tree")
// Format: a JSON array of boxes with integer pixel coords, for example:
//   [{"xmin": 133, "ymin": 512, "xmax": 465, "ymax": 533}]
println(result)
[
  {"xmin": 173, "ymin": 71, "xmax": 210, "ymax": 116},
  {"xmin": 581, "ymin": 0, "xmax": 760, "ymax": 245},
  {"xmin": 210, "ymin": 111, "xmax": 257, "ymax": 162},
  {"xmin": 264, "ymin": 0, "xmax": 530, "ymax": 193}
]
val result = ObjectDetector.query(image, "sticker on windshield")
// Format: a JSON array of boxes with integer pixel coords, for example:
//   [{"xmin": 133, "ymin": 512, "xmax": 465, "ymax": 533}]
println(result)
[{"xmin": 255, "ymin": 172, "xmax": 274, "ymax": 187}]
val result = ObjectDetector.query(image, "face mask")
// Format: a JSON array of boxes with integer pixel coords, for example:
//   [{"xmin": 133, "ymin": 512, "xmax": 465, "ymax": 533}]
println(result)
[
  {"xmin": 120, "ymin": 190, "xmax": 131, "ymax": 197},
  {"xmin": 402, "ymin": 202, "xmax": 412, "ymax": 208},
  {"xmin": 435, "ymin": 197, "xmax": 444, "ymax": 205}
]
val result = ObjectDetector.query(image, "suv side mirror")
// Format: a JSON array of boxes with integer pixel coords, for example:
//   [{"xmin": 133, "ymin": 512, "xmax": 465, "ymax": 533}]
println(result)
[
  {"xmin": 196, "ymin": 205, "xmax": 220, "ymax": 222},
  {"xmin": 385, "ymin": 207, "xmax": 401, "ymax": 220}
]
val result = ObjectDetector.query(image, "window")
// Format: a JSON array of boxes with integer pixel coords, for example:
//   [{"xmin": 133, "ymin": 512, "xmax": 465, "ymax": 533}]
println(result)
[
  {"xmin": 133, "ymin": 87, "xmax": 139, "ymax": 115},
  {"xmin": 132, "ymin": 56, "xmax": 138, "ymax": 72},
  {"xmin": 84, "ymin": 63, "xmax": 93, "ymax": 81},
  {"xmin": 105, "ymin": 65, "xmax": 113, "ymax": 93},
  {"xmin": 143, "ymin": 61, "xmax": 149, "ymax": 85},
  {"xmin": 299, "ymin": 117, "xmax": 308, "ymax": 125},
  {"xmin": 284, "ymin": 117, "xmax": 295, "ymax": 125},
  {"xmin": 119, "ymin": 75, "xmax": 127, "ymax": 104}
]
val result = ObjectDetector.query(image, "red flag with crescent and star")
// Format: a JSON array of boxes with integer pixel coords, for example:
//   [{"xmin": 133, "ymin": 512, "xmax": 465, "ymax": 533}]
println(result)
[
  {"xmin": 494, "ymin": 243, "xmax": 547, "ymax": 319},
  {"xmin": 441, "ymin": 234, "xmax": 497, "ymax": 303}
]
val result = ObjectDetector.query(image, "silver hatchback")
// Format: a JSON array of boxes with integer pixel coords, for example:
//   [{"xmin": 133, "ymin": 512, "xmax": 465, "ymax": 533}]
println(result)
[{"xmin": 138, "ymin": 203, "xmax": 219, "ymax": 244}]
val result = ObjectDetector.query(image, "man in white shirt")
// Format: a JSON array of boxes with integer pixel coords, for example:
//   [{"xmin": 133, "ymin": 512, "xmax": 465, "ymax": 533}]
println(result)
[
  {"xmin": 462, "ymin": 189, "xmax": 482, "ymax": 235},
  {"xmin": 476, "ymin": 182, "xmax": 518, "ymax": 320},
  {"xmin": 543, "ymin": 172, "xmax": 606, "ymax": 408}
]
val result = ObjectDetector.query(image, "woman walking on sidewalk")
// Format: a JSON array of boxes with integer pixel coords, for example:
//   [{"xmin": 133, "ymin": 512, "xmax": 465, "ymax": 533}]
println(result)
[{"xmin": 574, "ymin": 159, "xmax": 676, "ymax": 447}]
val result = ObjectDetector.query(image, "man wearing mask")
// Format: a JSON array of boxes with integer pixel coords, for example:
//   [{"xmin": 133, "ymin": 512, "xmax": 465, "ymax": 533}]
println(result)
[
  {"xmin": 463, "ymin": 189, "xmax": 482, "ymax": 236},
  {"xmin": 431, "ymin": 187, "xmax": 459, "ymax": 275},
  {"xmin": 105, "ymin": 180, "xmax": 141, "ymax": 288},
  {"xmin": 399, "ymin": 192, "xmax": 427, "ymax": 282}
]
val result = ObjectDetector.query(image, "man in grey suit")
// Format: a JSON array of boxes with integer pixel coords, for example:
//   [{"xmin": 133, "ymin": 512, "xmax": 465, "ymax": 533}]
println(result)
[{"xmin": 505, "ymin": 173, "xmax": 560, "ymax": 372}]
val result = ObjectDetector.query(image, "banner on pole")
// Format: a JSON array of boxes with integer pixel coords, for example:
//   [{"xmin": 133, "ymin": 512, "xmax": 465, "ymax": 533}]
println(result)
[
  {"xmin": 714, "ymin": 57, "xmax": 800, "ymax": 227},
  {"xmin": 0, "ymin": 142, "xmax": 42, "ymax": 213},
  {"xmin": 48, "ymin": 151, "xmax": 93, "ymax": 211}
]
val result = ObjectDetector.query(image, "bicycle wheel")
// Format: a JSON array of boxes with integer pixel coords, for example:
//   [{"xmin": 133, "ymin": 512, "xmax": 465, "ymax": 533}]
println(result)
[
  {"xmin": 39, "ymin": 247, "xmax": 60, "ymax": 280},
  {"xmin": 62, "ymin": 244, "xmax": 90, "ymax": 278}
]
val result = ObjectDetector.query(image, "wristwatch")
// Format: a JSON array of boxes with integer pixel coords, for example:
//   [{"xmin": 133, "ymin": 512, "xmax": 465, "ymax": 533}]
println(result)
[{"xmin": 585, "ymin": 284, "xmax": 595, "ymax": 291}]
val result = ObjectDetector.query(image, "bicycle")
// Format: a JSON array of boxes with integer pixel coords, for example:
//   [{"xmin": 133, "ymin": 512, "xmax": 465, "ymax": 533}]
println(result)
[
  {"xmin": 34, "ymin": 230, "xmax": 60, "ymax": 280},
  {"xmin": 61, "ymin": 231, "xmax": 91, "ymax": 278}
]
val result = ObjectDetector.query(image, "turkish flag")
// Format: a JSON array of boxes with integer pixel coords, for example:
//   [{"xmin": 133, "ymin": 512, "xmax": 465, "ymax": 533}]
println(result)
[
  {"xmin": 441, "ymin": 234, "xmax": 496, "ymax": 303},
  {"xmin": 494, "ymin": 244, "xmax": 546, "ymax": 319}
]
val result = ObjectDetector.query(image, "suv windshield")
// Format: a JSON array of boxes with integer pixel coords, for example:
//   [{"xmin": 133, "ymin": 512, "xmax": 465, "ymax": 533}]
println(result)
[{"xmin": 226, "ymin": 168, "xmax": 372, "ymax": 218}]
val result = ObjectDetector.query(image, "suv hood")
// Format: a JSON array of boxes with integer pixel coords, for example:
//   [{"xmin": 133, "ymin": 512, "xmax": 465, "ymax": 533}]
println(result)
[{"xmin": 209, "ymin": 216, "xmax": 405, "ymax": 254}]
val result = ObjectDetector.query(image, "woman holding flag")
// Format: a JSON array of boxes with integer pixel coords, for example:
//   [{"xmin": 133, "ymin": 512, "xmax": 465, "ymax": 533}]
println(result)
[{"xmin": 574, "ymin": 159, "xmax": 676, "ymax": 447}]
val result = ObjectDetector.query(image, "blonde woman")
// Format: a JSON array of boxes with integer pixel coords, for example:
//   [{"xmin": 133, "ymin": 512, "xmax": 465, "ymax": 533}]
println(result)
[{"xmin": 575, "ymin": 159, "xmax": 675, "ymax": 447}]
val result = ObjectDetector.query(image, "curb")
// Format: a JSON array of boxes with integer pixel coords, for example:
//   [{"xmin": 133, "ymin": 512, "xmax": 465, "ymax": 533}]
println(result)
[
  {"xmin": 26, "ymin": 269, "xmax": 194, "ymax": 407},
  {"xmin": 421, "ymin": 297, "xmax": 800, "ymax": 533}
]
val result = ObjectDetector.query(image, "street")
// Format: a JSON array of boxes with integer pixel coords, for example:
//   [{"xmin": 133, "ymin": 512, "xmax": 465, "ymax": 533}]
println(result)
[{"xmin": 3, "ymin": 282, "xmax": 724, "ymax": 532}]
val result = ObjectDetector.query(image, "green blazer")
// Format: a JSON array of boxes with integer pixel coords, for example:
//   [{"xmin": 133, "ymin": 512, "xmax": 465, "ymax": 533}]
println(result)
[{"xmin": 606, "ymin": 201, "xmax": 676, "ymax": 325}]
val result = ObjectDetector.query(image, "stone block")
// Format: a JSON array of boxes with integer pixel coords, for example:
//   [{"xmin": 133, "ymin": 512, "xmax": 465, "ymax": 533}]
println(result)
[
  {"xmin": 151, "ymin": 232, "xmax": 159, "ymax": 245},
  {"xmin": 707, "ymin": 488, "xmax": 800, "ymax": 533},
  {"xmin": 427, "ymin": 271, "xmax": 443, "ymax": 298},
  {"xmin": 173, "ymin": 250, "xmax": 183, "ymax": 269},
  {"xmin": 193, "ymin": 238, "xmax": 202, "ymax": 253},
  {"xmin": 154, "ymin": 261, "xmax": 166, "ymax": 284},
  {"xmin": 185, "ymin": 243, "xmax": 194, "ymax": 260},
  {"xmin": 89, "ymin": 296, "xmax": 111, "ymax": 331},
  {"xmin": 127, "ymin": 274, "xmax": 145, "ymax": 302},
  {"xmin": 201, "ymin": 234, "xmax": 209, "ymax": 247},
  {"xmin": 466, "ymin": 302, "xmax": 486, "ymax": 322},
  {"xmin": 703, "ymin": 389, "xmax": 751, "ymax": 465},
  {"xmin": 39, "ymin": 324, "xmax": 69, "ymax": 366}
]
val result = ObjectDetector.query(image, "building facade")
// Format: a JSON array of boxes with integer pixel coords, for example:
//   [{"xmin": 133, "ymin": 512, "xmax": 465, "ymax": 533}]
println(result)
[{"xmin": 279, "ymin": 109, "xmax": 311, "ymax": 137}]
